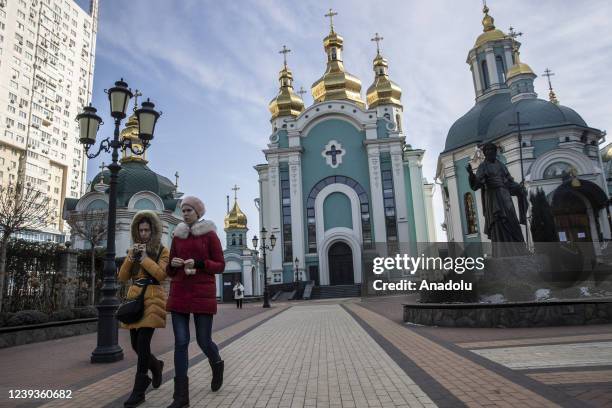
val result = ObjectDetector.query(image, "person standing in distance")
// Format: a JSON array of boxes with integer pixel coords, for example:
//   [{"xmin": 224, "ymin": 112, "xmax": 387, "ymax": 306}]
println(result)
[
  {"xmin": 165, "ymin": 196, "xmax": 226, "ymax": 408},
  {"xmin": 233, "ymin": 280, "xmax": 244, "ymax": 309}
]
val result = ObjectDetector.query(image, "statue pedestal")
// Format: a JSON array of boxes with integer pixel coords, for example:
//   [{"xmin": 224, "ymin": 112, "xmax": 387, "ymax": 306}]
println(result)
[{"xmin": 479, "ymin": 255, "xmax": 551, "ymax": 302}]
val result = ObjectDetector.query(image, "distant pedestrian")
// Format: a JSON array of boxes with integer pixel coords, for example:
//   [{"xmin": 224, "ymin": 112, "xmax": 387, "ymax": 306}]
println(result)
[
  {"xmin": 117, "ymin": 210, "xmax": 169, "ymax": 408},
  {"xmin": 166, "ymin": 196, "xmax": 226, "ymax": 408},
  {"xmin": 233, "ymin": 280, "xmax": 244, "ymax": 309}
]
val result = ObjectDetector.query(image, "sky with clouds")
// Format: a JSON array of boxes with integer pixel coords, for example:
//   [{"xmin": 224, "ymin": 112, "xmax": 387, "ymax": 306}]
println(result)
[{"xmin": 78, "ymin": 0, "xmax": 612, "ymax": 244}]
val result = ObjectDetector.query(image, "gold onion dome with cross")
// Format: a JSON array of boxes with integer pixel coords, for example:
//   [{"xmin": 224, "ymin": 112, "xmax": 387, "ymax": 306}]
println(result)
[
  {"xmin": 268, "ymin": 46, "xmax": 305, "ymax": 120},
  {"xmin": 311, "ymin": 9, "xmax": 365, "ymax": 108},
  {"xmin": 120, "ymin": 90, "xmax": 147, "ymax": 164},
  {"xmin": 224, "ymin": 186, "xmax": 248, "ymax": 230},
  {"xmin": 366, "ymin": 33, "xmax": 402, "ymax": 109},
  {"xmin": 473, "ymin": 4, "xmax": 507, "ymax": 48},
  {"xmin": 506, "ymin": 27, "xmax": 534, "ymax": 80}
]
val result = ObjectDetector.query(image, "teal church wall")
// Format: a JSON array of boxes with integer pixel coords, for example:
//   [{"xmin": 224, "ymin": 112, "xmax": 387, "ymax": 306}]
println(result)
[
  {"xmin": 532, "ymin": 138, "xmax": 559, "ymax": 157},
  {"xmin": 323, "ymin": 192, "xmax": 352, "ymax": 230},
  {"xmin": 402, "ymin": 164, "xmax": 418, "ymax": 244},
  {"xmin": 134, "ymin": 198, "xmax": 156, "ymax": 210},
  {"xmin": 301, "ymin": 118, "xmax": 373, "ymax": 247}
]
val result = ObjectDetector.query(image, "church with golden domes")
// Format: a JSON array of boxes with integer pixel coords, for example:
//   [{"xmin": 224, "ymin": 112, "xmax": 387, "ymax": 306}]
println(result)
[
  {"xmin": 255, "ymin": 10, "xmax": 436, "ymax": 289},
  {"xmin": 218, "ymin": 187, "xmax": 264, "ymax": 300}
]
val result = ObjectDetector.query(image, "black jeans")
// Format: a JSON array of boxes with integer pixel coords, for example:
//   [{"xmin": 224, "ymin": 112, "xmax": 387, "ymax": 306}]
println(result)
[
  {"xmin": 171, "ymin": 312, "xmax": 221, "ymax": 378},
  {"xmin": 235, "ymin": 298, "xmax": 243, "ymax": 308},
  {"xmin": 129, "ymin": 327, "xmax": 155, "ymax": 374}
]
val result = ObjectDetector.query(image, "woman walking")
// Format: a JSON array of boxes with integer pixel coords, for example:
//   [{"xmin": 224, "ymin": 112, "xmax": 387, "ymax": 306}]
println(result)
[
  {"xmin": 118, "ymin": 210, "xmax": 169, "ymax": 408},
  {"xmin": 233, "ymin": 280, "xmax": 244, "ymax": 309},
  {"xmin": 166, "ymin": 196, "xmax": 226, "ymax": 408}
]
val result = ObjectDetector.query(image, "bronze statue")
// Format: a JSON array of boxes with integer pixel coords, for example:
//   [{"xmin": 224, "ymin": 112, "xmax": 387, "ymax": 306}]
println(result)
[{"xmin": 467, "ymin": 143, "xmax": 527, "ymax": 256}]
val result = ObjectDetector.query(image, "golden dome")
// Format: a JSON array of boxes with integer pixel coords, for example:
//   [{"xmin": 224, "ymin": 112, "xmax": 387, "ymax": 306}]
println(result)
[
  {"xmin": 268, "ymin": 64, "xmax": 304, "ymax": 120},
  {"xmin": 311, "ymin": 28, "xmax": 365, "ymax": 108},
  {"xmin": 366, "ymin": 53, "xmax": 402, "ymax": 109},
  {"xmin": 506, "ymin": 43, "xmax": 534, "ymax": 80},
  {"xmin": 473, "ymin": 4, "xmax": 506, "ymax": 48},
  {"xmin": 120, "ymin": 113, "xmax": 147, "ymax": 164},
  {"xmin": 224, "ymin": 199, "xmax": 248, "ymax": 230},
  {"xmin": 602, "ymin": 144, "xmax": 612, "ymax": 162}
]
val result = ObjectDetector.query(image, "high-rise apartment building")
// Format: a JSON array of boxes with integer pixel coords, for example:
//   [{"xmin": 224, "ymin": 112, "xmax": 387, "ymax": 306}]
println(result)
[{"xmin": 0, "ymin": 0, "xmax": 98, "ymax": 242}]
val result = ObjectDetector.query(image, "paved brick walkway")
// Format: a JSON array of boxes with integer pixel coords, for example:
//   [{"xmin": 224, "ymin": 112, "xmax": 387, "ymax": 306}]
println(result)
[
  {"xmin": 112, "ymin": 304, "xmax": 435, "ymax": 408},
  {"xmin": 3, "ymin": 297, "xmax": 612, "ymax": 407}
]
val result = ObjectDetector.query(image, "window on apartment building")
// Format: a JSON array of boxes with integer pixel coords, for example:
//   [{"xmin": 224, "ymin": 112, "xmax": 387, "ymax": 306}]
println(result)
[{"xmin": 7, "ymin": 105, "xmax": 15, "ymax": 113}]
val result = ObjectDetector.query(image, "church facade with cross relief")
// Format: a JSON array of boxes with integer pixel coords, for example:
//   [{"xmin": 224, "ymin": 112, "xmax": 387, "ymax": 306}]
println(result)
[
  {"xmin": 255, "ymin": 10, "xmax": 436, "ymax": 288},
  {"xmin": 437, "ymin": 4, "xmax": 610, "ymax": 255}
]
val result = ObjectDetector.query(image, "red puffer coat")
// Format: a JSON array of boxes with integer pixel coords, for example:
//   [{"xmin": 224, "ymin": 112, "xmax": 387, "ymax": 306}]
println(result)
[{"xmin": 166, "ymin": 220, "xmax": 225, "ymax": 314}]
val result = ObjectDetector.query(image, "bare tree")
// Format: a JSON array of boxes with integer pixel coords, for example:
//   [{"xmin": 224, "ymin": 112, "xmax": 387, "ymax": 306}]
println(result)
[
  {"xmin": 66, "ymin": 210, "xmax": 107, "ymax": 305},
  {"xmin": 0, "ymin": 181, "xmax": 55, "ymax": 312}
]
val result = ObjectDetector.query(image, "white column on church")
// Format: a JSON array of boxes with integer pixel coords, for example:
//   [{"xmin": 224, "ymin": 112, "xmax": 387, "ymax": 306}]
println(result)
[
  {"xmin": 288, "ymin": 153, "xmax": 305, "ymax": 273},
  {"xmin": 444, "ymin": 164, "xmax": 464, "ymax": 242},
  {"xmin": 390, "ymin": 143, "xmax": 410, "ymax": 243},
  {"xmin": 267, "ymin": 156, "xmax": 283, "ymax": 276},
  {"xmin": 366, "ymin": 144, "xmax": 386, "ymax": 243},
  {"xmin": 423, "ymin": 183, "xmax": 436, "ymax": 242},
  {"xmin": 406, "ymin": 152, "xmax": 427, "ymax": 242},
  {"xmin": 471, "ymin": 58, "xmax": 483, "ymax": 94},
  {"xmin": 485, "ymin": 48, "xmax": 499, "ymax": 86},
  {"xmin": 504, "ymin": 45, "xmax": 514, "ymax": 74}
]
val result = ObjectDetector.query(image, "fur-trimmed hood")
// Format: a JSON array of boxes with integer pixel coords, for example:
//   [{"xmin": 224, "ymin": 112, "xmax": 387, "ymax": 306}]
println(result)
[
  {"xmin": 173, "ymin": 220, "xmax": 217, "ymax": 239},
  {"xmin": 130, "ymin": 210, "xmax": 163, "ymax": 257}
]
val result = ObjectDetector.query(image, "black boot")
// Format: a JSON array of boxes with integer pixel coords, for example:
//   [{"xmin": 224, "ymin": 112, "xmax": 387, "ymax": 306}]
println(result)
[
  {"xmin": 166, "ymin": 376, "xmax": 189, "ymax": 408},
  {"xmin": 210, "ymin": 359, "xmax": 224, "ymax": 392},
  {"xmin": 149, "ymin": 356, "xmax": 164, "ymax": 389},
  {"xmin": 124, "ymin": 373, "xmax": 151, "ymax": 408}
]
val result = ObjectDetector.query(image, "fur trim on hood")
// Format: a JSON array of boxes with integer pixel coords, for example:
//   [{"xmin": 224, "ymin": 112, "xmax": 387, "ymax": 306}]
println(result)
[
  {"xmin": 130, "ymin": 210, "xmax": 163, "ymax": 257},
  {"xmin": 173, "ymin": 220, "xmax": 217, "ymax": 239}
]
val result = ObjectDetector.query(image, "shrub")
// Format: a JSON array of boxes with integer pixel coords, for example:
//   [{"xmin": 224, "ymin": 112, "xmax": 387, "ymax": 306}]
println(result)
[
  {"xmin": 0, "ymin": 312, "xmax": 15, "ymax": 327},
  {"xmin": 49, "ymin": 309, "xmax": 75, "ymax": 322},
  {"xmin": 6, "ymin": 310, "xmax": 49, "ymax": 326},
  {"xmin": 71, "ymin": 306, "xmax": 98, "ymax": 318}
]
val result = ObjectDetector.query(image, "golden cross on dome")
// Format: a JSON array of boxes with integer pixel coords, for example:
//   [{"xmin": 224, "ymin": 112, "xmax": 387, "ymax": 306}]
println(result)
[
  {"xmin": 297, "ymin": 86, "xmax": 307, "ymax": 98},
  {"xmin": 371, "ymin": 32, "xmax": 384, "ymax": 55},
  {"xmin": 174, "ymin": 171, "xmax": 179, "ymax": 188},
  {"xmin": 99, "ymin": 161, "xmax": 106, "ymax": 171},
  {"xmin": 279, "ymin": 45, "xmax": 291, "ymax": 67},
  {"xmin": 325, "ymin": 8, "xmax": 338, "ymax": 32},
  {"xmin": 132, "ymin": 89, "xmax": 142, "ymax": 112},
  {"xmin": 232, "ymin": 184, "xmax": 240, "ymax": 201}
]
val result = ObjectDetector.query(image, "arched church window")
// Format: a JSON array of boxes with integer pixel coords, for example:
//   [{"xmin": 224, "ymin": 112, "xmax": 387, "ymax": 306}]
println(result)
[
  {"xmin": 395, "ymin": 114, "xmax": 402, "ymax": 132},
  {"xmin": 543, "ymin": 162, "xmax": 572, "ymax": 179},
  {"xmin": 495, "ymin": 55, "xmax": 506, "ymax": 83},
  {"xmin": 232, "ymin": 233, "xmax": 236, "ymax": 246},
  {"xmin": 239, "ymin": 234, "xmax": 243, "ymax": 246},
  {"xmin": 464, "ymin": 193, "xmax": 478, "ymax": 235},
  {"xmin": 481, "ymin": 60, "xmax": 490, "ymax": 89}
]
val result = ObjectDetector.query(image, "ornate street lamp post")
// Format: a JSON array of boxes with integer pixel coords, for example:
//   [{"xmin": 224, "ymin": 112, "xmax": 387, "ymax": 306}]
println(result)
[
  {"xmin": 252, "ymin": 227, "xmax": 276, "ymax": 308},
  {"xmin": 76, "ymin": 79, "xmax": 161, "ymax": 363}
]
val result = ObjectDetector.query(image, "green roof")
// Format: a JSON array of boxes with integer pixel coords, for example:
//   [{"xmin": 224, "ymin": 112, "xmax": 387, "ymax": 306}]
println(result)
[{"xmin": 88, "ymin": 161, "xmax": 178, "ymax": 208}]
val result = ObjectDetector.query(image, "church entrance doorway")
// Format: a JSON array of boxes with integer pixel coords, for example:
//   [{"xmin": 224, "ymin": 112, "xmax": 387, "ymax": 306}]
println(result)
[
  {"xmin": 328, "ymin": 241, "xmax": 354, "ymax": 285},
  {"xmin": 222, "ymin": 272, "xmax": 241, "ymax": 302}
]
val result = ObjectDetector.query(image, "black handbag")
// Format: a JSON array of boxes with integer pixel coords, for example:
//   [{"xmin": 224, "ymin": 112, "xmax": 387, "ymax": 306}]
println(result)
[{"xmin": 116, "ymin": 247, "xmax": 163, "ymax": 324}]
